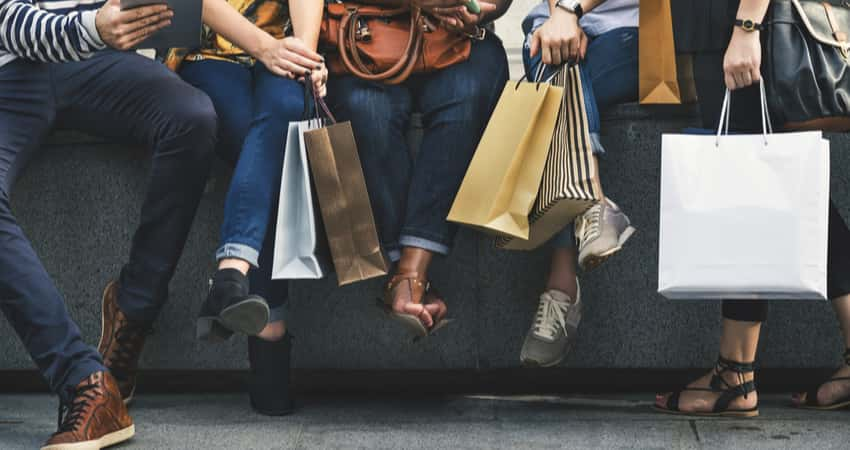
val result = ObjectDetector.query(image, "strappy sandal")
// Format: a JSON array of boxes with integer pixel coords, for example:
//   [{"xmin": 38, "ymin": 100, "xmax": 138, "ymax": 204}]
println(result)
[
  {"xmin": 654, "ymin": 356, "xmax": 759, "ymax": 418},
  {"xmin": 377, "ymin": 272, "xmax": 451, "ymax": 340},
  {"xmin": 794, "ymin": 349, "xmax": 850, "ymax": 410}
]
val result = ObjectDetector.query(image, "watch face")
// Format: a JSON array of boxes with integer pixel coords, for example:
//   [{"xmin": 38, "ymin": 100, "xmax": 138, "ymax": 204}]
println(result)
[{"xmin": 742, "ymin": 20, "xmax": 755, "ymax": 31}]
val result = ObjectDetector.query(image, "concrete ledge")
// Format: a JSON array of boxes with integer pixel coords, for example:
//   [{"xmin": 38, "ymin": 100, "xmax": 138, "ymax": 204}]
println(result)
[{"xmin": 3, "ymin": 103, "xmax": 850, "ymax": 373}]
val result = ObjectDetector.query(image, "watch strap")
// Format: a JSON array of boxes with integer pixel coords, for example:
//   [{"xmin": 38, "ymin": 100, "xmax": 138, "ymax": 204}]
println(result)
[{"xmin": 735, "ymin": 19, "xmax": 764, "ymax": 32}]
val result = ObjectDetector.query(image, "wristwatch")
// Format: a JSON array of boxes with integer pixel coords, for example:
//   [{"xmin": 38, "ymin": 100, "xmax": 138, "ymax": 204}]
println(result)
[
  {"xmin": 735, "ymin": 19, "xmax": 764, "ymax": 32},
  {"xmin": 555, "ymin": 0, "xmax": 584, "ymax": 19}
]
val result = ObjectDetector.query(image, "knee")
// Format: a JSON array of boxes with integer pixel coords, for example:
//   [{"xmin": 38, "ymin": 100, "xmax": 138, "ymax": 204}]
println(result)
[
  {"xmin": 263, "ymin": 90, "xmax": 305, "ymax": 124},
  {"xmin": 161, "ymin": 88, "xmax": 219, "ymax": 156}
]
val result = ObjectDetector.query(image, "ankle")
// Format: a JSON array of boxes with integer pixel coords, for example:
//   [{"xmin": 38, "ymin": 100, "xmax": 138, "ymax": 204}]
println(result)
[
  {"xmin": 257, "ymin": 321, "xmax": 287, "ymax": 342},
  {"xmin": 218, "ymin": 258, "xmax": 251, "ymax": 276}
]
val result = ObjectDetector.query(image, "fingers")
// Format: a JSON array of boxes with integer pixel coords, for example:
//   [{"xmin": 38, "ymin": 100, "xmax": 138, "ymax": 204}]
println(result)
[
  {"xmin": 568, "ymin": 38, "xmax": 580, "ymax": 62},
  {"xmin": 121, "ymin": 4, "xmax": 170, "ymax": 24},
  {"xmin": 122, "ymin": 9, "xmax": 173, "ymax": 35},
  {"xmin": 529, "ymin": 32, "xmax": 540, "ymax": 58},
  {"xmin": 284, "ymin": 38, "xmax": 324, "ymax": 64},
  {"xmin": 579, "ymin": 32, "xmax": 588, "ymax": 60},
  {"xmin": 541, "ymin": 40, "xmax": 552, "ymax": 65},
  {"xmin": 724, "ymin": 71, "xmax": 738, "ymax": 91},
  {"xmin": 267, "ymin": 64, "xmax": 294, "ymax": 79},
  {"xmin": 116, "ymin": 19, "xmax": 172, "ymax": 50},
  {"xmin": 478, "ymin": 1, "xmax": 497, "ymax": 14}
]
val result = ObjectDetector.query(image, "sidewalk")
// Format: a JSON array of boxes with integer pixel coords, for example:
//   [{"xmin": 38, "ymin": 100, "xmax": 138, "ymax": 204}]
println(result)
[{"xmin": 1, "ymin": 393, "xmax": 847, "ymax": 449}]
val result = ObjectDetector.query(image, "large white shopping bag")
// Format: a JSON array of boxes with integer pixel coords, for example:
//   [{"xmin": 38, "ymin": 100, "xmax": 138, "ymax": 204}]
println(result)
[
  {"xmin": 658, "ymin": 84, "xmax": 830, "ymax": 300},
  {"xmin": 272, "ymin": 119, "xmax": 329, "ymax": 279}
]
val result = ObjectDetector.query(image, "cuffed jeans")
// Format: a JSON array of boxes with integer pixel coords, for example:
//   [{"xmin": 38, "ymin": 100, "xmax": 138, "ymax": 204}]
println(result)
[
  {"xmin": 328, "ymin": 34, "xmax": 509, "ymax": 261},
  {"xmin": 180, "ymin": 60, "xmax": 302, "ymax": 321},
  {"xmin": 522, "ymin": 27, "xmax": 638, "ymax": 249},
  {"xmin": 0, "ymin": 52, "xmax": 216, "ymax": 402}
]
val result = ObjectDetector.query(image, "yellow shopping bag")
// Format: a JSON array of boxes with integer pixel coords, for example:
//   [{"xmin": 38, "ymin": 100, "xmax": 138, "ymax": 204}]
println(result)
[{"xmin": 447, "ymin": 78, "xmax": 563, "ymax": 239}]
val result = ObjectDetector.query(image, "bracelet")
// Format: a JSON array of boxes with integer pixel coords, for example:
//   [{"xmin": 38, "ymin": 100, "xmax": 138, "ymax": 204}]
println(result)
[{"xmin": 735, "ymin": 19, "xmax": 764, "ymax": 32}]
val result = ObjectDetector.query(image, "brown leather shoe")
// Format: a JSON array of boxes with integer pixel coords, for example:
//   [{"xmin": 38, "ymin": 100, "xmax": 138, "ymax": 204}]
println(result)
[
  {"xmin": 41, "ymin": 371, "xmax": 134, "ymax": 450},
  {"xmin": 98, "ymin": 281, "xmax": 150, "ymax": 405}
]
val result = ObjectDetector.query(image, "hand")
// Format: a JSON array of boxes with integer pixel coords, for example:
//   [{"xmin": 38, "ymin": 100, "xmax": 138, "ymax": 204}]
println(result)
[
  {"xmin": 95, "ymin": 0, "xmax": 173, "ymax": 50},
  {"xmin": 411, "ymin": 0, "xmax": 466, "ymax": 14},
  {"xmin": 300, "ymin": 63, "xmax": 328, "ymax": 98},
  {"xmin": 529, "ymin": 9, "xmax": 587, "ymax": 66},
  {"xmin": 723, "ymin": 28, "xmax": 762, "ymax": 90},
  {"xmin": 259, "ymin": 37, "xmax": 325, "ymax": 79},
  {"xmin": 432, "ymin": 1, "xmax": 497, "ymax": 34}
]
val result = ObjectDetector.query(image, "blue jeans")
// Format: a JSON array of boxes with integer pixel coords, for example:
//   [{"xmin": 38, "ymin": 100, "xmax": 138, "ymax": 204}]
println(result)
[
  {"xmin": 0, "ymin": 53, "xmax": 217, "ymax": 402},
  {"xmin": 328, "ymin": 34, "xmax": 509, "ymax": 260},
  {"xmin": 523, "ymin": 27, "xmax": 638, "ymax": 249},
  {"xmin": 180, "ymin": 60, "xmax": 304, "ymax": 322}
]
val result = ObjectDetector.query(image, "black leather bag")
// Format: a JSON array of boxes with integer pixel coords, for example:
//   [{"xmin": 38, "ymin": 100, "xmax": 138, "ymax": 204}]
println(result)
[{"xmin": 764, "ymin": 0, "xmax": 850, "ymax": 130}]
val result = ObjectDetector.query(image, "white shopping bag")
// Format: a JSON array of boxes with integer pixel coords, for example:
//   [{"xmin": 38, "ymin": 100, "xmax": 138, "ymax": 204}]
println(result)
[
  {"xmin": 272, "ymin": 119, "xmax": 329, "ymax": 279},
  {"xmin": 658, "ymin": 84, "xmax": 830, "ymax": 300}
]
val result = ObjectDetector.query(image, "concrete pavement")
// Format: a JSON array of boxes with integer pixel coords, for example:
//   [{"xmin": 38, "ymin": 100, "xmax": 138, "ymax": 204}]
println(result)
[{"xmin": 1, "ymin": 393, "xmax": 848, "ymax": 449}]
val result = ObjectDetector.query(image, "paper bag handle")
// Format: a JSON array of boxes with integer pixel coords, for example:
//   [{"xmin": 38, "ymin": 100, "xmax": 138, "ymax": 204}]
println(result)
[
  {"xmin": 715, "ymin": 79, "xmax": 773, "ymax": 146},
  {"xmin": 305, "ymin": 78, "xmax": 338, "ymax": 124},
  {"xmin": 514, "ymin": 61, "xmax": 572, "ymax": 90}
]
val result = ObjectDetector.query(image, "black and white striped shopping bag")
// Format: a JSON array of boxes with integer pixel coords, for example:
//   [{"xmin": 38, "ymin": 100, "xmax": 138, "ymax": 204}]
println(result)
[{"xmin": 497, "ymin": 64, "xmax": 603, "ymax": 250}]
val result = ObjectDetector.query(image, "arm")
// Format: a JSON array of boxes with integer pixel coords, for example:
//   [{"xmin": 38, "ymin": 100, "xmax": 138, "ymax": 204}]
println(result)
[
  {"xmin": 202, "ymin": 0, "xmax": 323, "ymax": 77},
  {"xmin": 723, "ymin": 0, "xmax": 770, "ymax": 90},
  {"xmin": 290, "ymin": 0, "xmax": 322, "ymax": 51},
  {"xmin": 0, "ymin": 0, "xmax": 106, "ymax": 62}
]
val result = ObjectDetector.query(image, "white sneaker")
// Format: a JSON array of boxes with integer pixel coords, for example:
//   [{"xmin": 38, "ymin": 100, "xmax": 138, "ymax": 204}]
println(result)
[{"xmin": 575, "ymin": 198, "xmax": 636, "ymax": 271}]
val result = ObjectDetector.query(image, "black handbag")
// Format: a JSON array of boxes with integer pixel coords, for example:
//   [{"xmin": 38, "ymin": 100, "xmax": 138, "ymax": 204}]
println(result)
[{"xmin": 764, "ymin": 0, "xmax": 850, "ymax": 130}]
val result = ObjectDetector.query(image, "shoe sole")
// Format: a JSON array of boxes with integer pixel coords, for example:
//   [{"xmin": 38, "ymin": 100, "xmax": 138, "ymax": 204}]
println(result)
[
  {"xmin": 579, "ymin": 226, "xmax": 636, "ymax": 272},
  {"xmin": 218, "ymin": 297, "xmax": 270, "ymax": 336},
  {"xmin": 652, "ymin": 405, "xmax": 759, "ymax": 418},
  {"xmin": 793, "ymin": 398, "xmax": 850, "ymax": 411},
  {"xmin": 520, "ymin": 341, "xmax": 574, "ymax": 368},
  {"xmin": 41, "ymin": 424, "xmax": 135, "ymax": 450},
  {"xmin": 97, "ymin": 283, "xmax": 134, "ymax": 407}
]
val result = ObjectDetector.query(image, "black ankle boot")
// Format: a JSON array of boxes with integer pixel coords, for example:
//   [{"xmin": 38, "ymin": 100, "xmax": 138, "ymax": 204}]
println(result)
[
  {"xmin": 248, "ymin": 333, "xmax": 294, "ymax": 416},
  {"xmin": 197, "ymin": 268, "xmax": 270, "ymax": 341}
]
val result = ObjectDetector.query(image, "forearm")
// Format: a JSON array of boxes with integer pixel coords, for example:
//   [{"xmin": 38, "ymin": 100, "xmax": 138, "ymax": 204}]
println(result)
[
  {"xmin": 202, "ymin": 0, "xmax": 275, "ymax": 59},
  {"xmin": 0, "ymin": 0, "xmax": 105, "ymax": 62},
  {"xmin": 735, "ymin": 0, "xmax": 770, "ymax": 22},
  {"xmin": 290, "ymin": 0, "xmax": 322, "ymax": 50}
]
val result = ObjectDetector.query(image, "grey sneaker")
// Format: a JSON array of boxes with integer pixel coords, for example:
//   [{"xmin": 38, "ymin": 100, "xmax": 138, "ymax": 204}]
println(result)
[
  {"xmin": 575, "ymin": 198, "xmax": 636, "ymax": 271},
  {"xmin": 520, "ymin": 281, "xmax": 582, "ymax": 367}
]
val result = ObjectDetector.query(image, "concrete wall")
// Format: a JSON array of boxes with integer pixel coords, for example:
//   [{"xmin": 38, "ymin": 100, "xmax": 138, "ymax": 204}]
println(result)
[{"xmin": 3, "ymin": 103, "xmax": 850, "ymax": 373}]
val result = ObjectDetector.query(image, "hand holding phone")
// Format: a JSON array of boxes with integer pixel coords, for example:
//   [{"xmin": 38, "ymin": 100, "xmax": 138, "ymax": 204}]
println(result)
[{"xmin": 465, "ymin": 0, "xmax": 480, "ymax": 14}]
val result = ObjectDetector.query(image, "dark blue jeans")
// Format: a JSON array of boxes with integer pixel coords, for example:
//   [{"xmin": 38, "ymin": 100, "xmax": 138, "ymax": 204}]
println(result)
[
  {"xmin": 328, "ymin": 34, "xmax": 509, "ymax": 260},
  {"xmin": 523, "ymin": 27, "xmax": 638, "ymax": 249},
  {"xmin": 180, "ymin": 60, "xmax": 303, "ymax": 321},
  {"xmin": 0, "ymin": 53, "xmax": 217, "ymax": 402}
]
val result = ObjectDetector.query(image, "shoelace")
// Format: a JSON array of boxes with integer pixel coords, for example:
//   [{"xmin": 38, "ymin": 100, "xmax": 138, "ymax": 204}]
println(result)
[
  {"xmin": 577, "ymin": 204, "xmax": 603, "ymax": 246},
  {"xmin": 107, "ymin": 319, "xmax": 150, "ymax": 380},
  {"xmin": 56, "ymin": 382, "xmax": 98, "ymax": 431},
  {"xmin": 532, "ymin": 293, "xmax": 570, "ymax": 340}
]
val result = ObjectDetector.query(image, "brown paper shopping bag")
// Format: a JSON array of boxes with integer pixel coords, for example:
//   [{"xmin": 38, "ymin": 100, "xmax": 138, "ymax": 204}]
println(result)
[
  {"xmin": 640, "ymin": 0, "xmax": 685, "ymax": 104},
  {"xmin": 303, "ymin": 100, "xmax": 388, "ymax": 286},
  {"xmin": 498, "ymin": 65, "xmax": 603, "ymax": 250},
  {"xmin": 447, "ymin": 79, "xmax": 564, "ymax": 239}
]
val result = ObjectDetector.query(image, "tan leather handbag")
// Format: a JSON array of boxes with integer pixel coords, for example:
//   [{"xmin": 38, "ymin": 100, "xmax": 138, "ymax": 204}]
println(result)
[{"xmin": 320, "ymin": 3, "xmax": 472, "ymax": 84}]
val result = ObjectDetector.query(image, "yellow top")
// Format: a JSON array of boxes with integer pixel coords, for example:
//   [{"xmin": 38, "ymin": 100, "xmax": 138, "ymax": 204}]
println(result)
[{"xmin": 166, "ymin": 0, "xmax": 290, "ymax": 70}]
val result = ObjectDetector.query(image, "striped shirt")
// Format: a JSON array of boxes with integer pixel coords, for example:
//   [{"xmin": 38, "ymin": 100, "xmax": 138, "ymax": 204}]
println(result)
[{"xmin": 0, "ymin": 0, "xmax": 106, "ymax": 68}]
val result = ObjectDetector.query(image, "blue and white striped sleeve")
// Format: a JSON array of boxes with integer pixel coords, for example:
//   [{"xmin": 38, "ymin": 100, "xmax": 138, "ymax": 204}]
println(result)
[{"xmin": 0, "ymin": 0, "xmax": 107, "ymax": 63}]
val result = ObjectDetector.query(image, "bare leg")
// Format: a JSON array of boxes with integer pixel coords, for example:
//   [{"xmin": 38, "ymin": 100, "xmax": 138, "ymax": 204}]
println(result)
[
  {"xmin": 389, "ymin": 247, "xmax": 440, "ymax": 327},
  {"xmin": 546, "ymin": 248, "xmax": 579, "ymax": 300},
  {"xmin": 793, "ymin": 295, "xmax": 850, "ymax": 406},
  {"xmin": 219, "ymin": 258, "xmax": 250, "ymax": 275},
  {"xmin": 656, "ymin": 319, "xmax": 760, "ymax": 413},
  {"xmin": 257, "ymin": 320, "xmax": 286, "ymax": 342}
]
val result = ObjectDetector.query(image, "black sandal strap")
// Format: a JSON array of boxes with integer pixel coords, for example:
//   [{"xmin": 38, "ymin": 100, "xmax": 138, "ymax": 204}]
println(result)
[
  {"xmin": 713, "ymin": 380, "xmax": 756, "ymax": 413},
  {"xmin": 665, "ymin": 387, "xmax": 714, "ymax": 412}
]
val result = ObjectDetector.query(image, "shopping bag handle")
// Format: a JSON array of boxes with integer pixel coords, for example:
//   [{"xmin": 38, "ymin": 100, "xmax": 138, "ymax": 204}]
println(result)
[
  {"xmin": 715, "ymin": 79, "xmax": 773, "ymax": 147},
  {"xmin": 514, "ymin": 61, "xmax": 574, "ymax": 90},
  {"xmin": 305, "ymin": 78, "xmax": 337, "ymax": 124}
]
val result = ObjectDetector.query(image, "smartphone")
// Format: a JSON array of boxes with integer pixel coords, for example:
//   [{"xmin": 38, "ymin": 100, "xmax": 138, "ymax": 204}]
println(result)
[{"xmin": 465, "ymin": 0, "xmax": 481, "ymax": 14}]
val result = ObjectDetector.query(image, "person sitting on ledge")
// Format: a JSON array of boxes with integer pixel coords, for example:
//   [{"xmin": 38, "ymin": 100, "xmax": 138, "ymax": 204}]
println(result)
[
  {"xmin": 518, "ymin": 0, "xmax": 638, "ymax": 368},
  {"xmin": 169, "ymin": 0, "xmax": 327, "ymax": 416},
  {"xmin": 0, "ymin": 0, "xmax": 320, "ymax": 447}
]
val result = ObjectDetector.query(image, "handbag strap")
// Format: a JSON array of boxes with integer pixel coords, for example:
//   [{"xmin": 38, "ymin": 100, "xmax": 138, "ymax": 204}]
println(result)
[
  {"xmin": 822, "ymin": 2, "xmax": 847, "ymax": 42},
  {"xmin": 336, "ymin": 6, "xmax": 424, "ymax": 83},
  {"xmin": 716, "ymin": 80, "xmax": 774, "ymax": 147}
]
